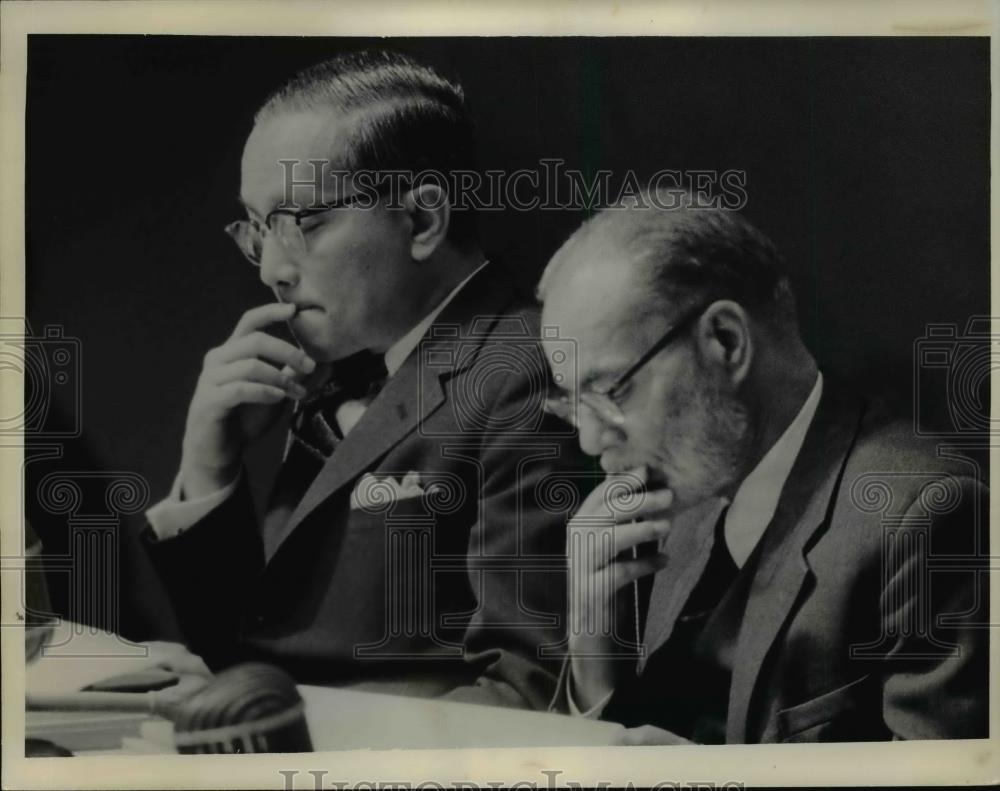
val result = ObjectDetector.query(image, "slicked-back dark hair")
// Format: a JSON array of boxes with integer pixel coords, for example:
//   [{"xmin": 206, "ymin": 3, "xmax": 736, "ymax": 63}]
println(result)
[{"xmin": 256, "ymin": 50, "xmax": 479, "ymax": 246}]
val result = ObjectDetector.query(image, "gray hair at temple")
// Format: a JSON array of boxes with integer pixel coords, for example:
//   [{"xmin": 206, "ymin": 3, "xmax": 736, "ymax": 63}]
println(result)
[
  {"xmin": 537, "ymin": 190, "xmax": 799, "ymax": 333},
  {"xmin": 255, "ymin": 49, "xmax": 479, "ymax": 247}
]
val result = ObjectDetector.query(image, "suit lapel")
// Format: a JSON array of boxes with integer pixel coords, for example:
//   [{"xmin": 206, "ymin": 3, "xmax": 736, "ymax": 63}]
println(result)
[
  {"xmin": 726, "ymin": 386, "xmax": 863, "ymax": 743},
  {"xmin": 638, "ymin": 498, "xmax": 726, "ymax": 673},
  {"xmin": 263, "ymin": 263, "xmax": 516, "ymax": 562}
]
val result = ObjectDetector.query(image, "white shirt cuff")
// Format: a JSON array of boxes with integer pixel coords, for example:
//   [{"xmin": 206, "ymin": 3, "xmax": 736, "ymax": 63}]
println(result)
[
  {"xmin": 145, "ymin": 471, "xmax": 240, "ymax": 540},
  {"xmin": 567, "ymin": 671, "xmax": 614, "ymax": 718}
]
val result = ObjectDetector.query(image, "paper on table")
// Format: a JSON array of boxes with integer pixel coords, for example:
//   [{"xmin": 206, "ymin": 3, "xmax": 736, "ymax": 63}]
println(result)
[
  {"xmin": 26, "ymin": 626, "xmax": 624, "ymax": 751},
  {"xmin": 26, "ymin": 621, "xmax": 198, "ymax": 695},
  {"xmin": 301, "ymin": 685, "xmax": 624, "ymax": 750}
]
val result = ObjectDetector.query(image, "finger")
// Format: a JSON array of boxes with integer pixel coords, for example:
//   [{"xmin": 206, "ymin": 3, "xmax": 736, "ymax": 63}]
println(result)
[
  {"xmin": 611, "ymin": 486, "xmax": 674, "ymax": 523},
  {"xmin": 229, "ymin": 302, "xmax": 298, "ymax": 339},
  {"xmin": 574, "ymin": 520, "xmax": 670, "ymax": 573},
  {"xmin": 209, "ymin": 359, "xmax": 307, "ymax": 399},
  {"xmin": 610, "ymin": 552, "xmax": 668, "ymax": 590},
  {"xmin": 156, "ymin": 652, "xmax": 213, "ymax": 679},
  {"xmin": 215, "ymin": 332, "xmax": 316, "ymax": 375},
  {"xmin": 611, "ymin": 519, "xmax": 671, "ymax": 557},
  {"xmin": 572, "ymin": 468, "xmax": 646, "ymax": 523},
  {"xmin": 598, "ymin": 467, "xmax": 648, "ymax": 502},
  {"xmin": 288, "ymin": 361, "xmax": 333, "ymax": 391},
  {"xmin": 214, "ymin": 381, "xmax": 289, "ymax": 409}
]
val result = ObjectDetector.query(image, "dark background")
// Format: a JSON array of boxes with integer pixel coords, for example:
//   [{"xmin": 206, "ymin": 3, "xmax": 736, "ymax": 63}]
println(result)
[{"xmin": 24, "ymin": 36, "xmax": 990, "ymax": 640}]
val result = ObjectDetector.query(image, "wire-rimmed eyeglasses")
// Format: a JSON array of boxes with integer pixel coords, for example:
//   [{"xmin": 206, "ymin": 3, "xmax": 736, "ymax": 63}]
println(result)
[{"xmin": 544, "ymin": 300, "xmax": 712, "ymax": 428}]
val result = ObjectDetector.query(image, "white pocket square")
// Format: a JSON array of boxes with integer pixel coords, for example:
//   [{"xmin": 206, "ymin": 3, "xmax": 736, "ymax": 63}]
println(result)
[{"xmin": 350, "ymin": 472, "xmax": 430, "ymax": 511}]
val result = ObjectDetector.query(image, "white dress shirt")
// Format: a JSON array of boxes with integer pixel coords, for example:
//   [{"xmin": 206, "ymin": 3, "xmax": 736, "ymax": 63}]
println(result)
[
  {"xmin": 723, "ymin": 371, "xmax": 823, "ymax": 568},
  {"xmin": 569, "ymin": 372, "xmax": 824, "ymax": 716},
  {"xmin": 146, "ymin": 262, "xmax": 488, "ymax": 539}
]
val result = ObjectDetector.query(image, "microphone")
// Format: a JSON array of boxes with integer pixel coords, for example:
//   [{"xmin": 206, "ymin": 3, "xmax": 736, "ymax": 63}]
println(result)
[
  {"xmin": 171, "ymin": 662, "xmax": 313, "ymax": 754},
  {"xmin": 27, "ymin": 662, "xmax": 313, "ymax": 754}
]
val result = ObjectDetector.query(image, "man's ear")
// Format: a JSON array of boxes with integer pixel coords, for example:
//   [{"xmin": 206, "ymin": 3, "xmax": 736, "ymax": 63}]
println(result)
[
  {"xmin": 403, "ymin": 184, "xmax": 451, "ymax": 261},
  {"xmin": 694, "ymin": 300, "xmax": 753, "ymax": 385}
]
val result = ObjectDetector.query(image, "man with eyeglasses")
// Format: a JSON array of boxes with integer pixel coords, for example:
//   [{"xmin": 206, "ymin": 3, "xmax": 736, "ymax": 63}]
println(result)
[
  {"xmin": 140, "ymin": 50, "xmax": 589, "ymax": 709},
  {"xmin": 538, "ymin": 193, "xmax": 986, "ymax": 742}
]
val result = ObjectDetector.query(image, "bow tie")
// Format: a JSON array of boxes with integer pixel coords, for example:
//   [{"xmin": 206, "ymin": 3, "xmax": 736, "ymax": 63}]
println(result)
[{"xmin": 291, "ymin": 351, "xmax": 389, "ymax": 460}]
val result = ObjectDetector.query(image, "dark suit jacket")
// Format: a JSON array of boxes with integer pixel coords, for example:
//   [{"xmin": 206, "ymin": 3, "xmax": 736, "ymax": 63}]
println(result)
[
  {"xmin": 552, "ymin": 385, "xmax": 988, "ymax": 741},
  {"xmin": 144, "ymin": 264, "xmax": 592, "ymax": 709}
]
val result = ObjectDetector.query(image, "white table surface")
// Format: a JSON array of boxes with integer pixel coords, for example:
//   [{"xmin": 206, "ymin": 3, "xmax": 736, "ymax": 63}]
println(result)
[
  {"xmin": 300, "ymin": 684, "xmax": 622, "ymax": 750},
  {"xmin": 25, "ymin": 623, "xmax": 622, "ymax": 752}
]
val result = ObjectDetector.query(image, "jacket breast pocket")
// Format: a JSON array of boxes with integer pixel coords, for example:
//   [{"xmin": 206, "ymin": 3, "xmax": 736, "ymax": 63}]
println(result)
[
  {"xmin": 348, "ymin": 494, "xmax": 427, "ymax": 525},
  {"xmin": 776, "ymin": 674, "xmax": 878, "ymax": 742}
]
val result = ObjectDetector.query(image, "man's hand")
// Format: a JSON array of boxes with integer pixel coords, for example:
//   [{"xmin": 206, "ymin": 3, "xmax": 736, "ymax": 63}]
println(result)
[
  {"xmin": 614, "ymin": 725, "xmax": 693, "ymax": 746},
  {"xmin": 179, "ymin": 303, "xmax": 323, "ymax": 499},
  {"xmin": 27, "ymin": 636, "xmax": 213, "ymax": 697},
  {"xmin": 139, "ymin": 641, "xmax": 213, "ymax": 703},
  {"xmin": 142, "ymin": 640, "xmax": 213, "ymax": 679},
  {"xmin": 568, "ymin": 466, "xmax": 674, "ymax": 711}
]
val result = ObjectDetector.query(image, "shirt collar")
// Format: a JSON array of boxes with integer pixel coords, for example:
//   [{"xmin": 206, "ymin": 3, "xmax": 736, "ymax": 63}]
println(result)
[
  {"xmin": 383, "ymin": 261, "xmax": 489, "ymax": 377},
  {"xmin": 723, "ymin": 371, "xmax": 824, "ymax": 567}
]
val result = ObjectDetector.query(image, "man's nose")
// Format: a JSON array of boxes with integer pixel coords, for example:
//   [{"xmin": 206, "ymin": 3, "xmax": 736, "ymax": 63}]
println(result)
[
  {"xmin": 257, "ymin": 236, "xmax": 299, "ymax": 290},
  {"xmin": 575, "ymin": 409, "xmax": 625, "ymax": 458}
]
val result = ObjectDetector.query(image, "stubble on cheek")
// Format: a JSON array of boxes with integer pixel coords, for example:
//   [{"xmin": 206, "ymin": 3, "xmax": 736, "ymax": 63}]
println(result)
[{"xmin": 653, "ymin": 377, "xmax": 751, "ymax": 507}]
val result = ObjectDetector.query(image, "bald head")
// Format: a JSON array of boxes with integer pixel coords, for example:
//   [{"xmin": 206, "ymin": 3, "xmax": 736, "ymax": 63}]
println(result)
[{"xmin": 538, "ymin": 192, "xmax": 798, "ymax": 336}]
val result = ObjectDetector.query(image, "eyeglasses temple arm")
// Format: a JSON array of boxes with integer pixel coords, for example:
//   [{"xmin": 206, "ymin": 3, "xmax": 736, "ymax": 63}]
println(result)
[{"xmin": 605, "ymin": 302, "xmax": 710, "ymax": 399}]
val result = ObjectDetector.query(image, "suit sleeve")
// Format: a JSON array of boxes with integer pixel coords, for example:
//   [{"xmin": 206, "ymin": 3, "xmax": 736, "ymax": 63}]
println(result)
[
  {"xmin": 140, "ymin": 472, "xmax": 265, "ymax": 669},
  {"xmin": 880, "ymin": 475, "xmax": 988, "ymax": 739},
  {"xmin": 145, "ymin": 473, "xmax": 240, "ymax": 539},
  {"xmin": 441, "ymin": 362, "xmax": 593, "ymax": 710}
]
